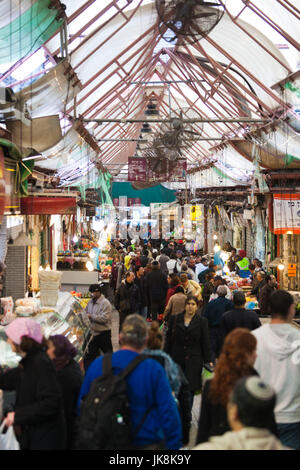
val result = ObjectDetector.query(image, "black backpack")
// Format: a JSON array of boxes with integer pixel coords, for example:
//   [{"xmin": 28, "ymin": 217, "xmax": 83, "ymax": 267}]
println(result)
[{"xmin": 76, "ymin": 354, "xmax": 150, "ymax": 450}]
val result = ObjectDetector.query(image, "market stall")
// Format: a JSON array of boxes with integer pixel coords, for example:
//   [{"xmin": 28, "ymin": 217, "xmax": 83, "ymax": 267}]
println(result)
[
  {"xmin": 0, "ymin": 291, "xmax": 91, "ymax": 369},
  {"xmin": 56, "ymin": 235, "xmax": 113, "ymax": 295}
]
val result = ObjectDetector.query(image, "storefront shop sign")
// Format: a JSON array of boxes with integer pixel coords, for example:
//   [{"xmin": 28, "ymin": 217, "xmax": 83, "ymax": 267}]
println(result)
[
  {"xmin": 273, "ymin": 194, "xmax": 300, "ymax": 234},
  {"xmin": 288, "ymin": 263, "xmax": 297, "ymax": 277},
  {"xmin": 128, "ymin": 157, "xmax": 186, "ymax": 182},
  {"xmin": 20, "ymin": 197, "xmax": 77, "ymax": 215},
  {"xmin": 128, "ymin": 157, "xmax": 147, "ymax": 182}
]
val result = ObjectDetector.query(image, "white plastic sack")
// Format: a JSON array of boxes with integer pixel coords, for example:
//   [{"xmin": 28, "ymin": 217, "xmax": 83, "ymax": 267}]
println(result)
[
  {"xmin": 0, "ymin": 422, "xmax": 20, "ymax": 450},
  {"xmin": 39, "ymin": 271, "xmax": 62, "ymax": 307},
  {"xmin": 0, "ymin": 340, "xmax": 21, "ymax": 368}
]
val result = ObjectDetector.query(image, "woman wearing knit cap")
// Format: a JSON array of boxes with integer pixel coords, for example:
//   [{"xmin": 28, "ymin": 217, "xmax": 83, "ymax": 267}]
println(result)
[
  {"xmin": 47, "ymin": 335, "xmax": 83, "ymax": 449},
  {"xmin": 0, "ymin": 318, "xmax": 66, "ymax": 449}
]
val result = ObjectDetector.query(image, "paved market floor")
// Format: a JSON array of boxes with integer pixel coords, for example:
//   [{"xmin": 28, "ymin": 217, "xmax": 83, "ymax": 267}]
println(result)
[{"xmin": 110, "ymin": 304, "xmax": 200, "ymax": 448}]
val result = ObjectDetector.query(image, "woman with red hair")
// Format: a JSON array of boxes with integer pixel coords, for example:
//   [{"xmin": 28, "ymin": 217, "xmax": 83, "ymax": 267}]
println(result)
[{"xmin": 196, "ymin": 328, "xmax": 277, "ymax": 444}]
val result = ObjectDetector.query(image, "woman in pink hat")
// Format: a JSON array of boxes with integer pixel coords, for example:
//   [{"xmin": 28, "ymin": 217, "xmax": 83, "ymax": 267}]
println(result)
[{"xmin": 0, "ymin": 318, "xmax": 66, "ymax": 450}]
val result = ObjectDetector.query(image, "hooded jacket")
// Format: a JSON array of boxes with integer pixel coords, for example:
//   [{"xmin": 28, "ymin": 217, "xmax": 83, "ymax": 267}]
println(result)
[
  {"xmin": 194, "ymin": 428, "xmax": 290, "ymax": 450},
  {"xmin": 252, "ymin": 323, "xmax": 300, "ymax": 424}
]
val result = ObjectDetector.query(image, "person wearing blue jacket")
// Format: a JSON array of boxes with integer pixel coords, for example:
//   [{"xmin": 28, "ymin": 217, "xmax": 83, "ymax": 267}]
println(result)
[{"xmin": 78, "ymin": 314, "xmax": 182, "ymax": 450}]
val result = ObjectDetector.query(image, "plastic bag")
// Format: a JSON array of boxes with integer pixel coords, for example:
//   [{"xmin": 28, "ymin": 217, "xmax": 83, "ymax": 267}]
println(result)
[
  {"xmin": 0, "ymin": 422, "xmax": 20, "ymax": 450},
  {"xmin": 202, "ymin": 364, "xmax": 214, "ymax": 385},
  {"xmin": 0, "ymin": 297, "xmax": 14, "ymax": 325}
]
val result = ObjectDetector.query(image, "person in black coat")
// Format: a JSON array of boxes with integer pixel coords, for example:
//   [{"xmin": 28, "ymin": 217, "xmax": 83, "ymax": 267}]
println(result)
[
  {"xmin": 47, "ymin": 335, "xmax": 83, "ymax": 449},
  {"xmin": 164, "ymin": 296, "xmax": 212, "ymax": 409},
  {"xmin": 145, "ymin": 261, "xmax": 169, "ymax": 322},
  {"xmin": 134, "ymin": 266, "xmax": 148, "ymax": 319},
  {"xmin": 0, "ymin": 318, "xmax": 66, "ymax": 450},
  {"xmin": 196, "ymin": 328, "xmax": 277, "ymax": 445},
  {"xmin": 220, "ymin": 290, "xmax": 261, "ymax": 347},
  {"xmin": 140, "ymin": 249, "xmax": 150, "ymax": 268},
  {"xmin": 203, "ymin": 285, "xmax": 234, "ymax": 363},
  {"xmin": 250, "ymin": 270, "xmax": 266, "ymax": 301},
  {"xmin": 201, "ymin": 272, "xmax": 216, "ymax": 307},
  {"xmin": 144, "ymin": 321, "xmax": 191, "ymax": 446},
  {"xmin": 258, "ymin": 274, "xmax": 278, "ymax": 316},
  {"xmin": 115, "ymin": 271, "xmax": 140, "ymax": 329}
]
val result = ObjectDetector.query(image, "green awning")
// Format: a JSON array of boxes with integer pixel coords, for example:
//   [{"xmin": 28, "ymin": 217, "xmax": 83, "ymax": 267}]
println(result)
[
  {"xmin": 0, "ymin": 0, "xmax": 63, "ymax": 64},
  {"xmin": 112, "ymin": 183, "xmax": 177, "ymax": 205}
]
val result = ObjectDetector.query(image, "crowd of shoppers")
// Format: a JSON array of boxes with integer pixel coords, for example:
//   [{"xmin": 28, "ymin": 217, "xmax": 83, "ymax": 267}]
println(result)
[{"xmin": 0, "ymin": 237, "xmax": 298, "ymax": 451}]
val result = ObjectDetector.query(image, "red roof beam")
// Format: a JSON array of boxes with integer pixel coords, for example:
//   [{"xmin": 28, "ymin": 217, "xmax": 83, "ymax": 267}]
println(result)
[
  {"xmin": 68, "ymin": 24, "xmax": 158, "ymax": 113},
  {"xmin": 176, "ymin": 47, "xmax": 271, "ymax": 119},
  {"xmin": 218, "ymin": 0, "xmax": 292, "ymax": 73},
  {"xmin": 245, "ymin": 0, "xmax": 300, "ymax": 51},
  {"xmin": 50, "ymin": 1, "xmax": 116, "ymax": 55},
  {"xmin": 184, "ymin": 40, "xmax": 287, "ymax": 117},
  {"xmin": 80, "ymin": 45, "xmax": 161, "ymax": 118},
  {"xmin": 276, "ymin": 0, "xmax": 300, "ymax": 17},
  {"xmin": 166, "ymin": 53, "xmax": 240, "ymax": 136},
  {"xmin": 171, "ymin": 53, "xmax": 253, "ymax": 126},
  {"xmin": 72, "ymin": 0, "xmax": 145, "ymax": 74}
]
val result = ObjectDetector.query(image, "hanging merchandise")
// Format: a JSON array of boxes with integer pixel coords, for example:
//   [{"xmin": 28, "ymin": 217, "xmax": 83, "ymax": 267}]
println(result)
[
  {"xmin": 0, "ymin": 139, "xmax": 34, "ymax": 196},
  {"xmin": 273, "ymin": 194, "xmax": 300, "ymax": 235}
]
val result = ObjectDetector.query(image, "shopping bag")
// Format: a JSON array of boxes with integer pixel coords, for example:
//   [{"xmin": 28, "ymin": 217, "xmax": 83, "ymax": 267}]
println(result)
[
  {"xmin": 0, "ymin": 422, "xmax": 20, "ymax": 450},
  {"xmin": 202, "ymin": 364, "xmax": 214, "ymax": 385}
]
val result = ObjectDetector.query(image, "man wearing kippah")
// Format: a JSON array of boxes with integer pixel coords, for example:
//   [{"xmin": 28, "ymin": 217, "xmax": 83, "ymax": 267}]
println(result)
[
  {"xmin": 78, "ymin": 314, "xmax": 182, "ymax": 450},
  {"xmin": 194, "ymin": 376, "xmax": 290, "ymax": 450}
]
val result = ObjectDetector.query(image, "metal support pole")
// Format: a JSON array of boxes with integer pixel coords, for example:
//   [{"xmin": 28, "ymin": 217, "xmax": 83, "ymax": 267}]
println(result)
[
  {"xmin": 83, "ymin": 118, "xmax": 271, "ymax": 124},
  {"xmin": 97, "ymin": 138, "xmax": 224, "ymax": 142}
]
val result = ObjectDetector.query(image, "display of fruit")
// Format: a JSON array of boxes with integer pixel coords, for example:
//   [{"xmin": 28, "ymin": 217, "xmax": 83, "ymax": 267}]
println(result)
[{"xmin": 70, "ymin": 291, "xmax": 82, "ymax": 298}]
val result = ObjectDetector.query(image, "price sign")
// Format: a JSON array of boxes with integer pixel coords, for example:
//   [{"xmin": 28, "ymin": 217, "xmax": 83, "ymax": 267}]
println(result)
[{"xmin": 288, "ymin": 263, "xmax": 297, "ymax": 277}]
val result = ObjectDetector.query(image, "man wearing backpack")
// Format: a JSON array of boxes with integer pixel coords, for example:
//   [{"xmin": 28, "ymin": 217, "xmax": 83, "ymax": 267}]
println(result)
[{"xmin": 77, "ymin": 314, "xmax": 182, "ymax": 450}]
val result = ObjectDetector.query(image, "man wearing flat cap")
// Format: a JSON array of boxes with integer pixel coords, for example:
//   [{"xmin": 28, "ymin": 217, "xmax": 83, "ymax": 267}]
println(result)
[{"xmin": 83, "ymin": 284, "xmax": 113, "ymax": 372}]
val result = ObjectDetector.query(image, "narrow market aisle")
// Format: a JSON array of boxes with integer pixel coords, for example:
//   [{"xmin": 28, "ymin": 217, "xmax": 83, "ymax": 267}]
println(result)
[{"xmin": 109, "ymin": 301, "xmax": 200, "ymax": 448}]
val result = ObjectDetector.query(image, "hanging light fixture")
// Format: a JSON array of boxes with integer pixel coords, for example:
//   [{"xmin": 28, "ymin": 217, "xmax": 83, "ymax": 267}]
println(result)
[
  {"xmin": 278, "ymin": 261, "xmax": 285, "ymax": 271},
  {"xmin": 86, "ymin": 261, "xmax": 94, "ymax": 272},
  {"xmin": 145, "ymin": 100, "xmax": 159, "ymax": 116},
  {"xmin": 141, "ymin": 123, "xmax": 152, "ymax": 133}
]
